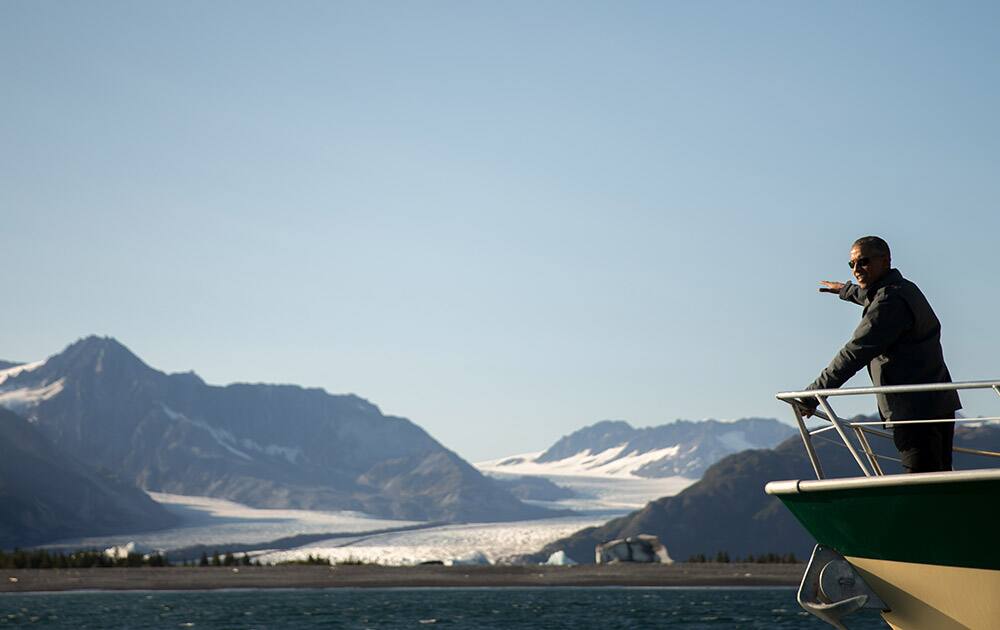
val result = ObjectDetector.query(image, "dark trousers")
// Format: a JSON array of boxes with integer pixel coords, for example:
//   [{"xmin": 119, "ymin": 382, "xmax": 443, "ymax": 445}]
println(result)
[{"xmin": 892, "ymin": 412, "xmax": 955, "ymax": 473}]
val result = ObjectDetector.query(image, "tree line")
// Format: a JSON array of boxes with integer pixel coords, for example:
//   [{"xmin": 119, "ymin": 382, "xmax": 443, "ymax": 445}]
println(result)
[
  {"xmin": 0, "ymin": 549, "xmax": 257, "ymax": 569},
  {"xmin": 0, "ymin": 549, "xmax": 169, "ymax": 569}
]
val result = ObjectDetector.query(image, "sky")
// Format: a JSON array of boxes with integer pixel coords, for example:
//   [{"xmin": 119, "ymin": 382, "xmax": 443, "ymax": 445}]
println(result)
[{"xmin": 3, "ymin": 1, "xmax": 999, "ymax": 461}]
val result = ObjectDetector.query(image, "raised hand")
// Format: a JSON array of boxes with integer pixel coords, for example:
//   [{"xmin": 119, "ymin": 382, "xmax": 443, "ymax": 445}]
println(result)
[
  {"xmin": 818, "ymin": 280, "xmax": 845, "ymax": 294},
  {"xmin": 795, "ymin": 398, "xmax": 818, "ymax": 418}
]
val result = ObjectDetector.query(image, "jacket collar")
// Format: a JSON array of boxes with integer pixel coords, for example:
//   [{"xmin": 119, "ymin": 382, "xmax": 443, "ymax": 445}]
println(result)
[{"xmin": 864, "ymin": 268, "xmax": 902, "ymax": 300}]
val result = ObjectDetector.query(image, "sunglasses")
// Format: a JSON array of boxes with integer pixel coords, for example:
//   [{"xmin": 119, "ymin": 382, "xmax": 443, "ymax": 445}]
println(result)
[{"xmin": 848, "ymin": 256, "xmax": 881, "ymax": 270}]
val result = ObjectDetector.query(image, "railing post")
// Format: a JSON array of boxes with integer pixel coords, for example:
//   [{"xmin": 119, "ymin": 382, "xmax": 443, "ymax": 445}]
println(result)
[
  {"xmin": 792, "ymin": 404, "xmax": 824, "ymax": 480},
  {"xmin": 853, "ymin": 426, "xmax": 884, "ymax": 476},
  {"xmin": 816, "ymin": 396, "xmax": 872, "ymax": 477}
]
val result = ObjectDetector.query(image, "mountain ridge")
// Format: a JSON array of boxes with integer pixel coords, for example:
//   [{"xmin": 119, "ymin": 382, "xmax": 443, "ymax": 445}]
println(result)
[
  {"xmin": 484, "ymin": 417, "xmax": 796, "ymax": 479},
  {"xmin": 0, "ymin": 336, "xmax": 560, "ymax": 524}
]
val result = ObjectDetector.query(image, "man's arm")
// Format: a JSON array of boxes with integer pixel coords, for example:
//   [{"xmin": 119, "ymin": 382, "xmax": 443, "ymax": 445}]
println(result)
[
  {"xmin": 797, "ymin": 281, "xmax": 885, "ymax": 415},
  {"xmin": 819, "ymin": 281, "xmax": 865, "ymax": 306},
  {"xmin": 808, "ymin": 291, "xmax": 914, "ymax": 392},
  {"xmin": 839, "ymin": 282, "xmax": 865, "ymax": 306}
]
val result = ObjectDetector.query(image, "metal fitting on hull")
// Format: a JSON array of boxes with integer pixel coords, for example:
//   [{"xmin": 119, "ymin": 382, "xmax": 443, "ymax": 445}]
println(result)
[{"xmin": 798, "ymin": 544, "xmax": 887, "ymax": 629}]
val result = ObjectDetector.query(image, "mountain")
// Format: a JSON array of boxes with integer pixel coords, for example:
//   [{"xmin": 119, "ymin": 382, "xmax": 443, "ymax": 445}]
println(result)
[
  {"xmin": 0, "ymin": 336, "xmax": 558, "ymax": 523},
  {"xmin": 482, "ymin": 418, "xmax": 796, "ymax": 479},
  {"xmin": 0, "ymin": 360, "xmax": 23, "ymax": 371},
  {"xmin": 523, "ymin": 422, "xmax": 1000, "ymax": 563},
  {"xmin": 0, "ymin": 406, "xmax": 177, "ymax": 548}
]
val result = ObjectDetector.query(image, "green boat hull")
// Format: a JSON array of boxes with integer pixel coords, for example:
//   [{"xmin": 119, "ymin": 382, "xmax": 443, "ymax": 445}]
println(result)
[
  {"xmin": 767, "ymin": 470, "xmax": 1000, "ymax": 629},
  {"xmin": 772, "ymin": 473, "xmax": 1000, "ymax": 570}
]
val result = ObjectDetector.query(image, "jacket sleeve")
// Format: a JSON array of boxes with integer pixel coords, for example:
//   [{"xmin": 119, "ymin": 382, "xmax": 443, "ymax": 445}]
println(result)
[
  {"xmin": 839, "ymin": 282, "xmax": 866, "ymax": 306},
  {"xmin": 808, "ymin": 291, "xmax": 914, "ymax": 392}
]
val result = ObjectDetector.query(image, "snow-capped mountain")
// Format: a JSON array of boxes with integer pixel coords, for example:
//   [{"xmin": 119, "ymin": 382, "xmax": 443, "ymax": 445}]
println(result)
[
  {"xmin": 474, "ymin": 418, "xmax": 795, "ymax": 516},
  {"xmin": 480, "ymin": 418, "xmax": 796, "ymax": 480},
  {"xmin": 0, "ymin": 336, "xmax": 558, "ymax": 524}
]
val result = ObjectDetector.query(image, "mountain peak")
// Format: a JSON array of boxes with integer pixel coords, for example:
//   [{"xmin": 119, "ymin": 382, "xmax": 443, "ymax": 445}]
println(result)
[
  {"xmin": 535, "ymin": 419, "xmax": 636, "ymax": 463},
  {"xmin": 46, "ymin": 335, "xmax": 154, "ymax": 377},
  {"xmin": 70, "ymin": 335, "xmax": 130, "ymax": 353},
  {"xmin": 530, "ymin": 417, "xmax": 797, "ymax": 475},
  {"xmin": 590, "ymin": 419, "xmax": 633, "ymax": 431}
]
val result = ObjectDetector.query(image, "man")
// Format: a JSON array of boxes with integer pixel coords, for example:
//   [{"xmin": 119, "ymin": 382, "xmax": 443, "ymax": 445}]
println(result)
[{"xmin": 800, "ymin": 236, "xmax": 960, "ymax": 473}]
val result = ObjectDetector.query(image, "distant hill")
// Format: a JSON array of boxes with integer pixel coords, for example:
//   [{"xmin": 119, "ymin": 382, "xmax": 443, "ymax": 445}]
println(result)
[
  {"xmin": 0, "ymin": 361, "xmax": 23, "ymax": 371},
  {"xmin": 0, "ymin": 336, "xmax": 560, "ymax": 524},
  {"xmin": 0, "ymin": 406, "xmax": 177, "ymax": 549},
  {"xmin": 480, "ymin": 418, "xmax": 796, "ymax": 479},
  {"xmin": 491, "ymin": 475, "xmax": 578, "ymax": 502},
  {"xmin": 523, "ymin": 422, "xmax": 1000, "ymax": 563}
]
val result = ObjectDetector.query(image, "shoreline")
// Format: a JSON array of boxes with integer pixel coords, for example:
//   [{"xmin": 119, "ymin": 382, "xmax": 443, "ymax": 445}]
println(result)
[{"xmin": 0, "ymin": 564, "xmax": 805, "ymax": 593}]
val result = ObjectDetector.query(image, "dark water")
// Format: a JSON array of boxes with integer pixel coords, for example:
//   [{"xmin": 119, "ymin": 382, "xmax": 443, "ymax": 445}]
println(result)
[{"xmin": 0, "ymin": 588, "xmax": 887, "ymax": 628}]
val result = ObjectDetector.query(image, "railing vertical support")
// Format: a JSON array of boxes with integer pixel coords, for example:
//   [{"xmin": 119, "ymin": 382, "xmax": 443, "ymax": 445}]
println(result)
[
  {"xmin": 853, "ymin": 426, "xmax": 884, "ymax": 476},
  {"xmin": 791, "ymin": 404, "xmax": 824, "ymax": 480},
  {"xmin": 816, "ymin": 396, "xmax": 872, "ymax": 477}
]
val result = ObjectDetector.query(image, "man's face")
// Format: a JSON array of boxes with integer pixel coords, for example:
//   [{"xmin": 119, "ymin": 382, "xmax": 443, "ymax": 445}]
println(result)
[{"xmin": 849, "ymin": 244, "xmax": 890, "ymax": 289}]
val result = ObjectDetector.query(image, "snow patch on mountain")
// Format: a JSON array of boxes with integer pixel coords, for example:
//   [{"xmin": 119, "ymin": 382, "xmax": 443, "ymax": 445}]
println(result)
[
  {"xmin": 479, "ymin": 445, "xmax": 681, "ymax": 479},
  {"xmin": 160, "ymin": 405, "xmax": 304, "ymax": 464},
  {"xmin": 162, "ymin": 405, "xmax": 253, "ymax": 461},
  {"xmin": 0, "ymin": 360, "xmax": 43, "ymax": 386},
  {"xmin": 0, "ymin": 377, "xmax": 65, "ymax": 413},
  {"xmin": 240, "ymin": 439, "xmax": 304, "ymax": 464}
]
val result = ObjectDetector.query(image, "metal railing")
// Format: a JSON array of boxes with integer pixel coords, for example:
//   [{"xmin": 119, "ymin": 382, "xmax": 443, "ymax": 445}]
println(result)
[{"xmin": 775, "ymin": 380, "xmax": 1000, "ymax": 479}]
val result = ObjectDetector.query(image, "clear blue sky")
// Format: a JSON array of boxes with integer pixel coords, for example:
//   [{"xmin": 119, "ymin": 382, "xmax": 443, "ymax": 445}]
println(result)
[{"xmin": 3, "ymin": 1, "xmax": 999, "ymax": 461}]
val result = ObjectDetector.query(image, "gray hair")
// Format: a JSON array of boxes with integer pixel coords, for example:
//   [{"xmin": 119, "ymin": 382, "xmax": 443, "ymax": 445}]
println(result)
[{"xmin": 853, "ymin": 236, "xmax": 891, "ymax": 259}]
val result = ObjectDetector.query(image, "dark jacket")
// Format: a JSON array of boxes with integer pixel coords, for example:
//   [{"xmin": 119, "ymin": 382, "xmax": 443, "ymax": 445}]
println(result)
[{"xmin": 808, "ymin": 268, "xmax": 960, "ymax": 420}]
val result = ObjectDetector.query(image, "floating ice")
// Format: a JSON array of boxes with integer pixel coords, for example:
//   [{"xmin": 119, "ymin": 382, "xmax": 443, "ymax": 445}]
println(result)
[{"xmin": 544, "ymin": 550, "xmax": 578, "ymax": 566}]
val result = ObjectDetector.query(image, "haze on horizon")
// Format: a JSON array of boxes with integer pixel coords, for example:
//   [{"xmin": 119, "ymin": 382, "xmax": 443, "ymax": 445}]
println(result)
[{"xmin": 3, "ymin": 1, "xmax": 999, "ymax": 461}]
